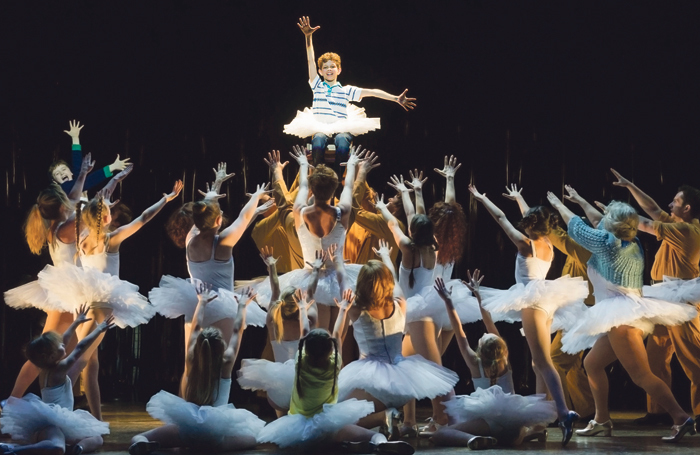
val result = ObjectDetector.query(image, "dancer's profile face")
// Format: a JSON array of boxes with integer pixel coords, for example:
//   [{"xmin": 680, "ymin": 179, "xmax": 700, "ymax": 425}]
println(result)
[
  {"xmin": 319, "ymin": 60, "xmax": 341, "ymax": 83},
  {"xmin": 52, "ymin": 164, "xmax": 73, "ymax": 183},
  {"xmin": 668, "ymin": 191, "xmax": 687, "ymax": 220}
]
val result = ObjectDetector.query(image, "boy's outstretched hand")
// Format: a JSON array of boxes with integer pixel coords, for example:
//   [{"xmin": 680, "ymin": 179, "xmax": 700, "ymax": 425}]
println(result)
[
  {"xmin": 298, "ymin": 16, "xmax": 320, "ymax": 36},
  {"xmin": 397, "ymin": 89, "xmax": 416, "ymax": 111}
]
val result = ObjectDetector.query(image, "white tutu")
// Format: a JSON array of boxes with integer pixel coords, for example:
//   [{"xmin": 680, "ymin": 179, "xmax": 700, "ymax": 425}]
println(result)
[
  {"xmin": 405, "ymin": 280, "xmax": 482, "ymax": 328},
  {"xmin": 257, "ymin": 399, "xmax": 374, "ymax": 448},
  {"xmin": 283, "ymin": 105, "xmax": 380, "ymax": 139},
  {"xmin": 480, "ymin": 275, "xmax": 589, "ymax": 332},
  {"xmin": 149, "ymin": 276, "xmax": 266, "ymax": 327},
  {"xmin": 560, "ymin": 292, "xmax": 698, "ymax": 354},
  {"xmin": 146, "ymin": 390, "xmax": 264, "ymax": 445},
  {"xmin": 36, "ymin": 264, "xmax": 153, "ymax": 328},
  {"xmin": 237, "ymin": 359, "xmax": 295, "ymax": 409},
  {"xmin": 0, "ymin": 394, "xmax": 109, "ymax": 443},
  {"xmin": 338, "ymin": 355, "xmax": 458, "ymax": 408},
  {"xmin": 643, "ymin": 277, "xmax": 700, "ymax": 307},
  {"xmin": 3, "ymin": 277, "xmax": 62, "ymax": 313},
  {"xmin": 253, "ymin": 265, "xmax": 361, "ymax": 307},
  {"xmin": 444, "ymin": 386, "xmax": 556, "ymax": 437}
]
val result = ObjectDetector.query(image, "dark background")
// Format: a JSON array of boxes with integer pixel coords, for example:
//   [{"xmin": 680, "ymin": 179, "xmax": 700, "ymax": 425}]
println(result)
[{"xmin": 1, "ymin": 0, "xmax": 698, "ymax": 413}]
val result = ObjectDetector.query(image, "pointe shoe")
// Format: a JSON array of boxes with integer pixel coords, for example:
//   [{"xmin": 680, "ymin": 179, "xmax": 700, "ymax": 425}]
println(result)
[
  {"xmin": 661, "ymin": 417, "xmax": 697, "ymax": 443},
  {"xmin": 417, "ymin": 417, "xmax": 445, "ymax": 437},
  {"xmin": 575, "ymin": 419, "xmax": 612, "ymax": 437},
  {"xmin": 558, "ymin": 411, "xmax": 579, "ymax": 446},
  {"xmin": 466, "ymin": 436, "xmax": 498, "ymax": 450},
  {"xmin": 523, "ymin": 429, "xmax": 548, "ymax": 443},
  {"xmin": 384, "ymin": 408, "xmax": 402, "ymax": 441},
  {"xmin": 128, "ymin": 441, "xmax": 160, "ymax": 455}
]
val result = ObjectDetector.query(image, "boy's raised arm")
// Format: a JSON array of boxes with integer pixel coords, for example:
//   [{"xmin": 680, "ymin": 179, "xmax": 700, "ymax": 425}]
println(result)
[
  {"xmin": 298, "ymin": 16, "xmax": 320, "ymax": 83},
  {"xmin": 360, "ymin": 88, "xmax": 416, "ymax": 111}
]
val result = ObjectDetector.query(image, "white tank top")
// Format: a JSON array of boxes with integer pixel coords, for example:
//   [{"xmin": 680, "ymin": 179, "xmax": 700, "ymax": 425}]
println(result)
[
  {"xmin": 41, "ymin": 375, "xmax": 74, "ymax": 410},
  {"xmin": 514, "ymin": 239, "xmax": 552, "ymax": 285}
]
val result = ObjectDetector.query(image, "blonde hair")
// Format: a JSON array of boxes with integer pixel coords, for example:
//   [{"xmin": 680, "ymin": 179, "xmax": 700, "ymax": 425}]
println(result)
[
  {"xmin": 76, "ymin": 196, "xmax": 108, "ymax": 260},
  {"xmin": 476, "ymin": 333, "xmax": 509, "ymax": 386},
  {"xmin": 602, "ymin": 201, "xmax": 639, "ymax": 241},
  {"xmin": 355, "ymin": 260, "xmax": 395, "ymax": 311},
  {"xmin": 185, "ymin": 327, "xmax": 225, "ymax": 406},
  {"xmin": 24, "ymin": 185, "xmax": 71, "ymax": 255},
  {"xmin": 25, "ymin": 331, "xmax": 63, "ymax": 369},
  {"xmin": 269, "ymin": 286, "xmax": 300, "ymax": 342},
  {"xmin": 317, "ymin": 52, "xmax": 341, "ymax": 69}
]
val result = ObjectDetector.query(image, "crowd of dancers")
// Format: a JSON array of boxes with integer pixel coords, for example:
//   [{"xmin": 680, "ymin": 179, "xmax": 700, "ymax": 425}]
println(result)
[{"xmin": 2, "ymin": 15, "xmax": 700, "ymax": 455}]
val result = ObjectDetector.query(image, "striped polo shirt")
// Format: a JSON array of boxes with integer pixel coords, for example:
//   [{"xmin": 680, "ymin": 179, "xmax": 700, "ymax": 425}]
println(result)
[{"xmin": 309, "ymin": 75, "xmax": 362, "ymax": 124}]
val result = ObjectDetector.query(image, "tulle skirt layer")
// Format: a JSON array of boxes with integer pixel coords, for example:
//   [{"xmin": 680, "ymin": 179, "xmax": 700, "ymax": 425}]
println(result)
[
  {"xmin": 149, "ymin": 275, "xmax": 266, "ymax": 327},
  {"xmin": 147, "ymin": 391, "xmax": 265, "ymax": 445},
  {"xmin": 3, "ymin": 278, "xmax": 59, "ymax": 313},
  {"xmin": 283, "ymin": 105, "xmax": 381, "ymax": 138},
  {"xmin": 406, "ymin": 280, "xmax": 481, "ymax": 328},
  {"xmin": 643, "ymin": 277, "xmax": 700, "ymax": 307},
  {"xmin": 338, "ymin": 355, "xmax": 458, "ymax": 408},
  {"xmin": 237, "ymin": 359, "xmax": 295, "ymax": 409},
  {"xmin": 444, "ymin": 386, "xmax": 556, "ymax": 437},
  {"xmin": 256, "ymin": 399, "xmax": 374, "ymax": 448},
  {"xmin": 480, "ymin": 276, "xmax": 589, "ymax": 332},
  {"xmin": 36, "ymin": 264, "xmax": 153, "ymax": 328},
  {"xmin": 0, "ymin": 394, "xmax": 109, "ymax": 443},
  {"xmin": 253, "ymin": 265, "xmax": 361, "ymax": 307}
]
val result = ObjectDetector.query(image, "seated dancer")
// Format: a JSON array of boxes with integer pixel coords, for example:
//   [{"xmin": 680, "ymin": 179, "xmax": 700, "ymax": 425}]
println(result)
[
  {"xmin": 468, "ymin": 184, "xmax": 586, "ymax": 445},
  {"xmin": 610, "ymin": 169, "xmax": 700, "ymax": 426},
  {"xmin": 0, "ymin": 306, "xmax": 113, "ymax": 455},
  {"xmin": 548, "ymin": 192, "xmax": 698, "ymax": 442},
  {"xmin": 129, "ymin": 284, "xmax": 264, "ymax": 455},
  {"xmin": 432, "ymin": 273, "xmax": 555, "ymax": 449},
  {"xmin": 286, "ymin": 16, "xmax": 415, "ymax": 175}
]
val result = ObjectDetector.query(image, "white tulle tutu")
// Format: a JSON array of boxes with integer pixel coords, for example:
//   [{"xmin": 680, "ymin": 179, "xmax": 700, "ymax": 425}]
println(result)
[
  {"xmin": 36, "ymin": 264, "xmax": 153, "ymax": 328},
  {"xmin": 3, "ymin": 277, "xmax": 61, "ymax": 313},
  {"xmin": 643, "ymin": 277, "xmax": 700, "ymax": 307},
  {"xmin": 257, "ymin": 399, "xmax": 374, "ymax": 448},
  {"xmin": 237, "ymin": 359, "xmax": 295, "ymax": 409},
  {"xmin": 406, "ymin": 280, "xmax": 482, "ymax": 328},
  {"xmin": 148, "ymin": 275, "xmax": 266, "ymax": 327},
  {"xmin": 283, "ymin": 105, "xmax": 380, "ymax": 138},
  {"xmin": 253, "ymin": 265, "xmax": 361, "ymax": 307},
  {"xmin": 0, "ymin": 394, "xmax": 109, "ymax": 443},
  {"xmin": 444, "ymin": 386, "xmax": 556, "ymax": 436},
  {"xmin": 146, "ymin": 390, "xmax": 264, "ymax": 445},
  {"xmin": 338, "ymin": 355, "xmax": 459, "ymax": 408},
  {"xmin": 480, "ymin": 276, "xmax": 589, "ymax": 332}
]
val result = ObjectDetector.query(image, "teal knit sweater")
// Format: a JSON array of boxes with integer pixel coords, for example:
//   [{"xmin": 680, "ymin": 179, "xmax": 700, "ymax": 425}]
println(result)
[{"xmin": 568, "ymin": 216, "xmax": 644, "ymax": 289}]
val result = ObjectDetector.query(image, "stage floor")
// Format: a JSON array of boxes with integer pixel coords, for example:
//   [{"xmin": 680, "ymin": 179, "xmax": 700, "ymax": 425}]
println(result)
[{"xmin": 4, "ymin": 403, "xmax": 697, "ymax": 455}]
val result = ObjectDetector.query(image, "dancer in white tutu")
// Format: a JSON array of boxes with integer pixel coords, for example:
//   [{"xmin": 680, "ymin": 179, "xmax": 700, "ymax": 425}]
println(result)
[
  {"xmin": 257, "ymin": 308, "xmax": 414, "ymax": 454},
  {"xmin": 547, "ymin": 193, "xmax": 698, "ymax": 442},
  {"xmin": 254, "ymin": 145, "xmax": 363, "ymax": 332},
  {"xmin": 0, "ymin": 305, "xmax": 113, "ymax": 454},
  {"xmin": 237, "ymin": 246, "xmax": 321, "ymax": 416},
  {"xmin": 289, "ymin": 16, "xmax": 415, "ymax": 174},
  {"xmin": 129, "ymin": 284, "xmax": 264, "ymax": 454},
  {"xmin": 3, "ymin": 154, "xmax": 94, "ymax": 401},
  {"xmin": 336, "ymin": 247, "xmax": 459, "ymax": 438},
  {"xmin": 468, "ymin": 184, "xmax": 582, "ymax": 445},
  {"xmin": 431, "ymin": 273, "xmax": 555, "ymax": 449}
]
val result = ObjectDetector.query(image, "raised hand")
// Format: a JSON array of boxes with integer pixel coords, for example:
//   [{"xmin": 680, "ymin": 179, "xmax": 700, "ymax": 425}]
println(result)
[
  {"xmin": 594, "ymin": 201, "xmax": 608, "ymax": 212},
  {"xmin": 346, "ymin": 145, "xmax": 366, "ymax": 167},
  {"xmin": 563, "ymin": 184, "xmax": 584, "ymax": 204},
  {"xmin": 212, "ymin": 162, "xmax": 235, "ymax": 188},
  {"xmin": 468, "ymin": 184, "xmax": 485, "ymax": 202},
  {"xmin": 73, "ymin": 303, "xmax": 92, "ymax": 325},
  {"xmin": 80, "ymin": 153, "xmax": 95, "ymax": 175},
  {"xmin": 502, "ymin": 183, "xmax": 523, "ymax": 201},
  {"xmin": 397, "ymin": 89, "xmax": 417, "ymax": 111},
  {"xmin": 95, "ymin": 187, "xmax": 120, "ymax": 209},
  {"xmin": 372, "ymin": 238, "xmax": 393, "ymax": 258},
  {"xmin": 96, "ymin": 314, "xmax": 116, "ymax": 333},
  {"xmin": 307, "ymin": 249, "xmax": 327, "ymax": 270},
  {"xmin": 254, "ymin": 198, "xmax": 276, "ymax": 217},
  {"xmin": 546, "ymin": 191, "xmax": 565, "ymax": 210},
  {"xmin": 293, "ymin": 288, "xmax": 315, "ymax": 311},
  {"xmin": 358, "ymin": 150, "xmax": 380, "ymax": 174},
  {"xmin": 263, "ymin": 150, "xmax": 289, "ymax": 172},
  {"xmin": 374, "ymin": 193, "xmax": 388, "ymax": 211},
  {"xmin": 462, "ymin": 269, "xmax": 484, "ymax": 301},
  {"xmin": 388, "ymin": 174, "xmax": 411, "ymax": 193},
  {"xmin": 114, "ymin": 163, "xmax": 134, "ymax": 183},
  {"xmin": 195, "ymin": 280, "xmax": 218, "ymax": 305},
  {"xmin": 63, "ymin": 120, "xmax": 84, "ymax": 139},
  {"xmin": 610, "ymin": 168, "xmax": 632, "ymax": 188},
  {"xmin": 110, "ymin": 155, "xmax": 131, "ymax": 173},
  {"xmin": 334, "ymin": 289, "xmax": 356, "ymax": 311},
  {"xmin": 434, "ymin": 277, "xmax": 453, "ymax": 302},
  {"xmin": 297, "ymin": 16, "xmax": 320, "ymax": 36},
  {"xmin": 290, "ymin": 145, "xmax": 310, "ymax": 166},
  {"xmin": 405, "ymin": 169, "xmax": 428, "ymax": 191},
  {"xmin": 198, "ymin": 182, "xmax": 226, "ymax": 200},
  {"xmin": 238, "ymin": 286, "xmax": 257, "ymax": 305},
  {"xmin": 326, "ymin": 243, "xmax": 339, "ymax": 263},
  {"xmin": 164, "ymin": 180, "xmax": 184, "ymax": 202},
  {"xmin": 434, "ymin": 155, "xmax": 462, "ymax": 179},
  {"xmin": 259, "ymin": 246, "xmax": 279, "ymax": 267},
  {"xmin": 252, "ymin": 182, "xmax": 271, "ymax": 197}
]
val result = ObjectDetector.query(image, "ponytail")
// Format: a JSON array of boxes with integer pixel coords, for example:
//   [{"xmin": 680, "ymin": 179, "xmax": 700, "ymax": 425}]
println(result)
[
  {"xmin": 74, "ymin": 200, "xmax": 85, "ymax": 263},
  {"xmin": 24, "ymin": 204, "xmax": 50, "ymax": 255},
  {"xmin": 295, "ymin": 337, "xmax": 306, "ymax": 398},
  {"xmin": 269, "ymin": 302, "xmax": 285, "ymax": 342}
]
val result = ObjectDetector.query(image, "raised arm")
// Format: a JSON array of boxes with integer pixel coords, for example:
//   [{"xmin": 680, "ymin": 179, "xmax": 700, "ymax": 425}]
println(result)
[
  {"xmin": 389, "ymin": 173, "xmax": 417, "ymax": 221},
  {"xmin": 469, "ymin": 184, "xmax": 530, "ymax": 254},
  {"xmin": 298, "ymin": 16, "xmax": 320, "ymax": 83},
  {"xmin": 359, "ymin": 88, "xmax": 416, "ymax": 111},
  {"xmin": 548, "ymin": 192, "xmax": 614, "ymax": 255},
  {"xmin": 306, "ymin": 249, "xmax": 327, "ymax": 302},
  {"xmin": 375, "ymin": 194, "xmax": 412, "ymax": 252},
  {"xmin": 61, "ymin": 304, "xmax": 91, "ymax": 345},
  {"xmin": 373, "ymin": 239, "xmax": 397, "ymax": 281},
  {"xmin": 332, "ymin": 289, "xmax": 354, "ymax": 347},
  {"xmin": 260, "ymin": 246, "xmax": 280, "ymax": 303},
  {"xmin": 463, "ymin": 269, "xmax": 499, "ymax": 336},
  {"xmin": 546, "ymin": 191, "xmax": 577, "ymax": 225},
  {"xmin": 67, "ymin": 153, "xmax": 95, "ymax": 203},
  {"xmin": 434, "ymin": 277, "xmax": 478, "ymax": 374},
  {"xmin": 293, "ymin": 288, "xmax": 313, "ymax": 338},
  {"xmin": 353, "ymin": 151, "xmax": 380, "ymax": 207},
  {"xmin": 563, "ymin": 185, "xmax": 604, "ymax": 227},
  {"xmin": 62, "ymin": 315, "xmax": 115, "ymax": 378},
  {"xmin": 338, "ymin": 146, "xmax": 364, "ymax": 219},
  {"xmin": 290, "ymin": 145, "xmax": 311, "ymax": 226},
  {"xmin": 186, "ymin": 283, "xmax": 217, "ymax": 360},
  {"xmin": 611, "ymin": 168, "xmax": 663, "ymax": 220},
  {"xmin": 222, "ymin": 287, "xmax": 255, "ymax": 372},
  {"xmin": 99, "ymin": 163, "xmax": 134, "ymax": 202},
  {"xmin": 502, "ymin": 184, "xmax": 530, "ymax": 216},
  {"xmin": 108, "ymin": 180, "xmax": 183, "ymax": 248},
  {"xmin": 264, "ymin": 150, "xmax": 292, "ymax": 208},
  {"xmin": 218, "ymin": 182, "xmax": 271, "ymax": 248},
  {"xmin": 434, "ymin": 155, "xmax": 461, "ymax": 205}
]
